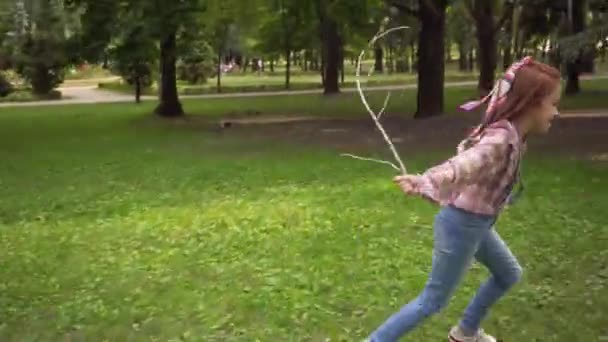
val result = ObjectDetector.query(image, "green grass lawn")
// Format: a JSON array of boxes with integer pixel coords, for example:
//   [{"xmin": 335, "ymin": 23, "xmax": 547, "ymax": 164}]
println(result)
[
  {"xmin": 0, "ymin": 98, "xmax": 607, "ymax": 341},
  {"xmin": 101, "ymin": 78, "xmax": 608, "ymax": 118},
  {"xmin": 98, "ymin": 59, "xmax": 608, "ymax": 96},
  {"xmin": 99, "ymin": 71, "xmax": 477, "ymax": 97}
]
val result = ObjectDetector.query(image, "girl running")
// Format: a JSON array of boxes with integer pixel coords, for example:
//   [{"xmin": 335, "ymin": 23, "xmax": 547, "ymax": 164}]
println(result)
[{"xmin": 368, "ymin": 57, "xmax": 562, "ymax": 342}]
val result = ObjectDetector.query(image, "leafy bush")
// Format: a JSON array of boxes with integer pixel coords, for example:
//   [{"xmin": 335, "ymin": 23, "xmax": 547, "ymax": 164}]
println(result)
[
  {"xmin": 0, "ymin": 89, "xmax": 61, "ymax": 103},
  {"xmin": 13, "ymin": 0, "xmax": 67, "ymax": 95},
  {"xmin": 0, "ymin": 72, "xmax": 14, "ymax": 97},
  {"xmin": 18, "ymin": 59, "xmax": 65, "ymax": 95},
  {"xmin": 109, "ymin": 26, "xmax": 156, "ymax": 93},
  {"xmin": 177, "ymin": 60, "xmax": 215, "ymax": 85},
  {"xmin": 177, "ymin": 38, "xmax": 216, "ymax": 85}
]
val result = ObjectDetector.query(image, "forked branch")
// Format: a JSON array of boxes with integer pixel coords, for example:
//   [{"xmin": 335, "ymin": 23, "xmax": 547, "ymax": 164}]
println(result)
[{"xmin": 342, "ymin": 25, "xmax": 409, "ymax": 175}]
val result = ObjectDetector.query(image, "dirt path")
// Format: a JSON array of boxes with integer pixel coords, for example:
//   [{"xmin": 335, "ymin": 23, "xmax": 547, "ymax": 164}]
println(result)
[{"xmin": 213, "ymin": 111, "xmax": 608, "ymax": 158}]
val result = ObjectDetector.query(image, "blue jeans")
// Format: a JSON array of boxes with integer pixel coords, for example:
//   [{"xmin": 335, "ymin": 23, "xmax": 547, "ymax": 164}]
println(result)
[{"xmin": 369, "ymin": 205, "xmax": 523, "ymax": 341}]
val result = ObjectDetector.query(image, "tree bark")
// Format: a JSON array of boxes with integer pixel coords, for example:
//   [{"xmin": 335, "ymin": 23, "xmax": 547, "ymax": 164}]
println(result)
[
  {"xmin": 216, "ymin": 51, "xmax": 222, "ymax": 93},
  {"xmin": 285, "ymin": 48, "xmax": 291, "ymax": 90},
  {"xmin": 322, "ymin": 18, "xmax": 340, "ymax": 94},
  {"xmin": 415, "ymin": 0, "xmax": 447, "ymax": 119},
  {"xmin": 445, "ymin": 37, "xmax": 452, "ymax": 62},
  {"xmin": 503, "ymin": 39, "xmax": 513, "ymax": 69},
  {"xmin": 374, "ymin": 46, "xmax": 384, "ymax": 72},
  {"xmin": 154, "ymin": 31, "xmax": 183, "ymax": 117},
  {"xmin": 468, "ymin": 48, "xmax": 475, "ymax": 71},
  {"xmin": 388, "ymin": 44, "xmax": 395, "ymax": 73},
  {"xmin": 565, "ymin": 0, "xmax": 586, "ymax": 95},
  {"xmin": 340, "ymin": 46, "xmax": 345, "ymax": 85},
  {"xmin": 315, "ymin": 0, "xmax": 340, "ymax": 94},
  {"xmin": 472, "ymin": 0, "xmax": 498, "ymax": 95},
  {"xmin": 409, "ymin": 40, "xmax": 416, "ymax": 73},
  {"xmin": 135, "ymin": 76, "xmax": 141, "ymax": 104}
]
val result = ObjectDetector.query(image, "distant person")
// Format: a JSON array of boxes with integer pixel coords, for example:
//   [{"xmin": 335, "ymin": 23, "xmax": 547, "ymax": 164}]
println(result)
[{"xmin": 368, "ymin": 57, "xmax": 562, "ymax": 342}]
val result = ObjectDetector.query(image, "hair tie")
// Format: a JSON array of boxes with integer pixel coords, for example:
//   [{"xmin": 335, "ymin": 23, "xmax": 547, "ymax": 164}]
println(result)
[{"xmin": 458, "ymin": 56, "xmax": 533, "ymax": 118}]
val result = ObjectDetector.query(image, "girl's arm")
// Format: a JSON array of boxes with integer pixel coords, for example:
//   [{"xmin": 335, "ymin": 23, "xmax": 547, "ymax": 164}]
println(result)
[{"xmin": 412, "ymin": 127, "xmax": 511, "ymax": 203}]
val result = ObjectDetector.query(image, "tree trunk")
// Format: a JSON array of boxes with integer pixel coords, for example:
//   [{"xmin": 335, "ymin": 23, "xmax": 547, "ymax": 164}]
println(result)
[
  {"xmin": 270, "ymin": 58, "xmax": 275, "ymax": 72},
  {"xmin": 320, "ymin": 53, "xmax": 326, "ymax": 85},
  {"xmin": 473, "ymin": 1, "xmax": 498, "ymax": 95},
  {"xmin": 415, "ymin": 0, "xmax": 447, "ymax": 119},
  {"xmin": 468, "ymin": 48, "xmax": 475, "ymax": 71},
  {"xmin": 458, "ymin": 42, "xmax": 467, "ymax": 71},
  {"xmin": 388, "ymin": 44, "xmax": 394, "ymax": 73},
  {"xmin": 135, "ymin": 76, "xmax": 141, "ymax": 104},
  {"xmin": 374, "ymin": 46, "xmax": 384, "ymax": 72},
  {"xmin": 565, "ymin": 0, "xmax": 586, "ymax": 95},
  {"xmin": 322, "ymin": 18, "xmax": 340, "ymax": 94},
  {"xmin": 503, "ymin": 40, "xmax": 513, "ymax": 69},
  {"xmin": 409, "ymin": 40, "xmax": 416, "ymax": 73},
  {"xmin": 216, "ymin": 51, "xmax": 222, "ymax": 93},
  {"xmin": 315, "ymin": 0, "xmax": 339, "ymax": 94},
  {"xmin": 565, "ymin": 67, "xmax": 580, "ymax": 95},
  {"xmin": 340, "ymin": 49, "xmax": 345, "ymax": 85},
  {"xmin": 154, "ymin": 32, "xmax": 183, "ymax": 117},
  {"xmin": 102, "ymin": 53, "xmax": 109, "ymax": 69},
  {"xmin": 303, "ymin": 50, "xmax": 309, "ymax": 71},
  {"xmin": 285, "ymin": 48, "xmax": 291, "ymax": 90},
  {"xmin": 477, "ymin": 31, "xmax": 497, "ymax": 95},
  {"xmin": 445, "ymin": 37, "xmax": 452, "ymax": 62}
]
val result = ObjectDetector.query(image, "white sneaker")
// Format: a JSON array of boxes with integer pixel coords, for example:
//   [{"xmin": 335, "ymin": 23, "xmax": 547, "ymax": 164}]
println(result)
[{"xmin": 448, "ymin": 325, "xmax": 496, "ymax": 342}]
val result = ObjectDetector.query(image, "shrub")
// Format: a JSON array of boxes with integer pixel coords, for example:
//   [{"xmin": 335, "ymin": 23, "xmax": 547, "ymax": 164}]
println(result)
[{"xmin": 0, "ymin": 72, "xmax": 14, "ymax": 97}]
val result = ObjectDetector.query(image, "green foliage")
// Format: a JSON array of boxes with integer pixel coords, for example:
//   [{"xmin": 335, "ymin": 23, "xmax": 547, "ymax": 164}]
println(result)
[
  {"xmin": 177, "ymin": 34, "xmax": 216, "ymax": 84},
  {"xmin": 109, "ymin": 25, "xmax": 157, "ymax": 88},
  {"xmin": 0, "ymin": 89, "xmax": 61, "ymax": 102},
  {"xmin": 13, "ymin": 0, "xmax": 67, "ymax": 95},
  {"xmin": 447, "ymin": 2, "xmax": 474, "ymax": 48},
  {"xmin": 0, "ymin": 72, "xmax": 14, "ymax": 97}
]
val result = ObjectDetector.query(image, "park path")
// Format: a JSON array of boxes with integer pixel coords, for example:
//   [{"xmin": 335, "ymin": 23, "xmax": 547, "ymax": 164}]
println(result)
[
  {"xmin": 0, "ymin": 81, "xmax": 477, "ymax": 108},
  {"xmin": 1, "ymin": 75, "xmax": 608, "ymax": 108}
]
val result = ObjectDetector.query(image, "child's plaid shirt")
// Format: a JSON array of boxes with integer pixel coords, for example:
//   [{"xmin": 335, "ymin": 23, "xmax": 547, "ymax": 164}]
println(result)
[{"xmin": 413, "ymin": 120, "xmax": 524, "ymax": 216}]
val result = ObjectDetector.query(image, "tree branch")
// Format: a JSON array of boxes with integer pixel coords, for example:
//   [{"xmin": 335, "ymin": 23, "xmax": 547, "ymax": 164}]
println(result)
[
  {"xmin": 389, "ymin": 1, "xmax": 420, "ymax": 19},
  {"xmin": 348, "ymin": 26, "xmax": 410, "ymax": 175},
  {"xmin": 463, "ymin": 0, "xmax": 479, "ymax": 22},
  {"xmin": 494, "ymin": 1, "xmax": 515, "ymax": 34}
]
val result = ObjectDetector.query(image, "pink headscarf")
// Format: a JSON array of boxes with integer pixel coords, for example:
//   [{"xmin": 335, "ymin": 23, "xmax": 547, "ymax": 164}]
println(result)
[{"xmin": 459, "ymin": 56, "xmax": 534, "ymax": 123}]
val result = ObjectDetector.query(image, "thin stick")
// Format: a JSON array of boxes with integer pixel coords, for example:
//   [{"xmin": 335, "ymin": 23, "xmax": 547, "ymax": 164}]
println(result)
[
  {"xmin": 354, "ymin": 25, "xmax": 409, "ymax": 175},
  {"xmin": 377, "ymin": 92, "xmax": 391, "ymax": 119},
  {"xmin": 340, "ymin": 153, "xmax": 401, "ymax": 172}
]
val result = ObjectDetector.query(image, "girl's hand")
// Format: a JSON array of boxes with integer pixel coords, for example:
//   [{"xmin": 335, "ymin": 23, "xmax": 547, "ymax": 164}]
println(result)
[{"xmin": 393, "ymin": 175, "xmax": 419, "ymax": 196}]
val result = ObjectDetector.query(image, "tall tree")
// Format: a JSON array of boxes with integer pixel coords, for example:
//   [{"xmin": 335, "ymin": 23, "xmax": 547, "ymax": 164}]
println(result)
[
  {"xmin": 564, "ymin": 0, "xmax": 587, "ymax": 95},
  {"xmin": 13, "ymin": 0, "xmax": 68, "ymax": 95},
  {"xmin": 447, "ymin": 2, "xmax": 474, "ymax": 72},
  {"xmin": 314, "ymin": 0, "xmax": 342, "ymax": 94},
  {"xmin": 392, "ymin": 0, "xmax": 449, "ymax": 118},
  {"xmin": 464, "ymin": 0, "xmax": 514, "ymax": 95},
  {"xmin": 110, "ymin": 24, "xmax": 156, "ymax": 103},
  {"xmin": 68, "ymin": 0, "xmax": 203, "ymax": 117}
]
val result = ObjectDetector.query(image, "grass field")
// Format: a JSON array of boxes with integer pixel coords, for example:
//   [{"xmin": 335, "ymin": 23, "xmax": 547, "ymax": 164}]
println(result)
[
  {"xmin": 98, "ymin": 70, "xmax": 477, "ymax": 97},
  {"xmin": 106, "ymin": 78, "xmax": 608, "ymax": 118},
  {"xmin": 98, "ymin": 59, "xmax": 608, "ymax": 96},
  {"xmin": 0, "ymin": 92, "xmax": 607, "ymax": 341}
]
